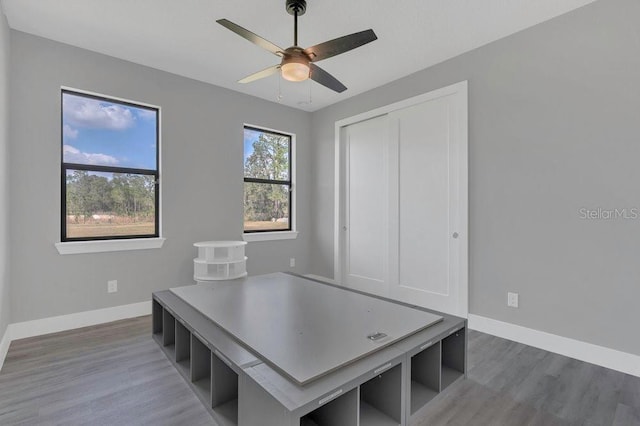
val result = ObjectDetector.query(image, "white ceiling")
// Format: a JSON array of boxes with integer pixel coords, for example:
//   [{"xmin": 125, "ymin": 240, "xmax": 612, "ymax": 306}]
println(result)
[{"xmin": 2, "ymin": 0, "xmax": 596, "ymax": 111}]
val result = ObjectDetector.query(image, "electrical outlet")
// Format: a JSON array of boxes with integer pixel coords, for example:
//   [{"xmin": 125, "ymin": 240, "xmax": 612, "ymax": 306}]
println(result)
[
  {"xmin": 507, "ymin": 292, "xmax": 519, "ymax": 308},
  {"xmin": 107, "ymin": 280, "xmax": 118, "ymax": 293},
  {"xmin": 289, "ymin": 258, "xmax": 296, "ymax": 268}
]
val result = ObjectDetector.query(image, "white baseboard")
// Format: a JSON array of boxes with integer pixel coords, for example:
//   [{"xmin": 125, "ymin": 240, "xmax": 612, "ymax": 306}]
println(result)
[
  {"xmin": 0, "ymin": 325, "xmax": 11, "ymax": 372},
  {"xmin": 304, "ymin": 274, "xmax": 338, "ymax": 285},
  {"xmin": 10, "ymin": 301, "xmax": 151, "ymax": 340},
  {"xmin": 468, "ymin": 314, "xmax": 640, "ymax": 378},
  {"xmin": 0, "ymin": 301, "xmax": 151, "ymax": 371}
]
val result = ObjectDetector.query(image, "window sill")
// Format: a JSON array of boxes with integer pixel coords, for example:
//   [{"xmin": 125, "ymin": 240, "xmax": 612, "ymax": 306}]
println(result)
[
  {"xmin": 55, "ymin": 237, "xmax": 166, "ymax": 255},
  {"xmin": 243, "ymin": 231, "xmax": 298, "ymax": 242}
]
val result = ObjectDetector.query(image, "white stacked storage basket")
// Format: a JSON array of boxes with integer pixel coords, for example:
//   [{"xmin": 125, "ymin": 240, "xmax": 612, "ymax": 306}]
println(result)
[{"xmin": 193, "ymin": 241, "xmax": 248, "ymax": 282}]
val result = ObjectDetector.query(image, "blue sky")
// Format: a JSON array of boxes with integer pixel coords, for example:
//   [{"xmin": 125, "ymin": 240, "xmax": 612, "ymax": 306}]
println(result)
[
  {"xmin": 62, "ymin": 92, "xmax": 157, "ymax": 170},
  {"xmin": 243, "ymin": 128, "xmax": 260, "ymax": 164}
]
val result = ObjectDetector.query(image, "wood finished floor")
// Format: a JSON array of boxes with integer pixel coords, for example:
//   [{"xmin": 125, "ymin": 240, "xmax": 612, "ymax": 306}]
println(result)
[{"xmin": 0, "ymin": 316, "xmax": 638, "ymax": 425}]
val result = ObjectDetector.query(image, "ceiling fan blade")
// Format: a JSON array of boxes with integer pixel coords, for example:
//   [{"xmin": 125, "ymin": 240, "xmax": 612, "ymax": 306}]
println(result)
[
  {"xmin": 238, "ymin": 65, "xmax": 281, "ymax": 83},
  {"xmin": 217, "ymin": 19, "xmax": 284, "ymax": 56},
  {"xmin": 304, "ymin": 29, "xmax": 377, "ymax": 62},
  {"xmin": 309, "ymin": 63, "xmax": 347, "ymax": 93}
]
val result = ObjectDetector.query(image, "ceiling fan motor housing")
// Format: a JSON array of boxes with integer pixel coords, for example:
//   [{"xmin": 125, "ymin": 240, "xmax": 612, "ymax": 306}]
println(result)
[{"xmin": 286, "ymin": 0, "xmax": 307, "ymax": 16}]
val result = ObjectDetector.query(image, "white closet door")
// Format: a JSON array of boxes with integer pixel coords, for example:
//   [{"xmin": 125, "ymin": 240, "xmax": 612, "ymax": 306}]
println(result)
[
  {"xmin": 389, "ymin": 94, "xmax": 465, "ymax": 316},
  {"xmin": 342, "ymin": 115, "xmax": 390, "ymax": 296},
  {"xmin": 337, "ymin": 81, "xmax": 468, "ymax": 317}
]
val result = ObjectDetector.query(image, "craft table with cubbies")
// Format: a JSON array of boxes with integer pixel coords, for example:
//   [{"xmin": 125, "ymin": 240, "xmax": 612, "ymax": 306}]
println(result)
[{"xmin": 152, "ymin": 272, "xmax": 466, "ymax": 426}]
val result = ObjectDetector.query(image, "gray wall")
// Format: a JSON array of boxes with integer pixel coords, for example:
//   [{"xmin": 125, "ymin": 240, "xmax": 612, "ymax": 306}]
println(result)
[
  {"xmin": 0, "ymin": 7, "xmax": 10, "ymax": 338},
  {"xmin": 9, "ymin": 32, "xmax": 311, "ymax": 323},
  {"xmin": 310, "ymin": 0, "xmax": 640, "ymax": 356}
]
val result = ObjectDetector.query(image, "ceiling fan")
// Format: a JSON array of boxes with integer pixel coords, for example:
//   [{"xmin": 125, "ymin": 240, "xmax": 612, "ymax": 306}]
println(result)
[{"xmin": 217, "ymin": 0, "xmax": 377, "ymax": 93}]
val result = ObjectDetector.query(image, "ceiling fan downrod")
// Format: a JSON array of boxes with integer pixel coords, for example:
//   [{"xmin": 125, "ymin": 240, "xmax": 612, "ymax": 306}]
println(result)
[{"xmin": 286, "ymin": 0, "xmax": 307, "ymax": 46}]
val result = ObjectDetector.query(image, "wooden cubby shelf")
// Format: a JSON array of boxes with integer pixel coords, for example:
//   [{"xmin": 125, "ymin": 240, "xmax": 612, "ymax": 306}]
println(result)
[
  {"xmin": 441, "ymin": 328, "xmax": 465, "ymax": 390},
  {"xmin": 152, "ymin": 275, "xmax": 466, "ymax": 426},
  {"xmin": 300, "ymin": 388, "xmax": 358, "ymax": 426},
  {"xmin": 211, "ymin": 352, "xmax": 239, "ymax": 426},
  {"xmin": 410, "ymin": 342, "xmax": 440, "ymax": 415},
  {"xmin": 162, "ymin": 308, "xmax": 175, "ymax": 359},
  {"xmin": 360, "ymin": 363, "xmax": 402, "ymax": 425},
  {"xmin": 152, "ymin": 299, "xmax": 163, "ymax": 345},
  {"xmin": 175, "ymin": 320, "xmax": 190, "ymax": 377},
  {"xmin": 191, "ymin": 334, "xmax": 211, "ymax": 403}
]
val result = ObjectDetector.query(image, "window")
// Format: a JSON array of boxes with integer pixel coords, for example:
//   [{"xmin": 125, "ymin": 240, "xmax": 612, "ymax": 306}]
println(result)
[
  {"xmin": 61, "ymin": 89, "xmax": 159, "ymax": 241},
  {"xmin": 243, "ymin": 126, "xmax": 292, "ymax": 233}
]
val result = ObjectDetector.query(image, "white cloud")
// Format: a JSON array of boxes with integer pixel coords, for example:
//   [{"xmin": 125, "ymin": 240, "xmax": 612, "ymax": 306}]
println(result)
[
  {"xmin": 63, "ymin": 145, "xmax": 119, "ymax": 166},
  {"xmin": 63, "ymin": 94, "xmax": 135, "ymax": 130},
  {"xmin": 63, "ymin": 124, "xmax": 78, "ymax": 140}
]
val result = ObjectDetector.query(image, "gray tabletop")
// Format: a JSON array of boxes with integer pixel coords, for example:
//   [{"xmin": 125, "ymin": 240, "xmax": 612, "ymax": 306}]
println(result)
[{"xmin": 170, "ymin": 273, "xmax": 442, "ymax": 385}]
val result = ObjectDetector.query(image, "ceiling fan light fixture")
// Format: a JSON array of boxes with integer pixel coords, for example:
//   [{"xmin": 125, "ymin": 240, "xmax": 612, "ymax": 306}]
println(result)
[
  {"xmin": 280, "ymin": 56, "xmax": 310, "ymax": 81},
  {"xmin": 281, "ymin": 61, "xmax": 310, "ymax": 82}
]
